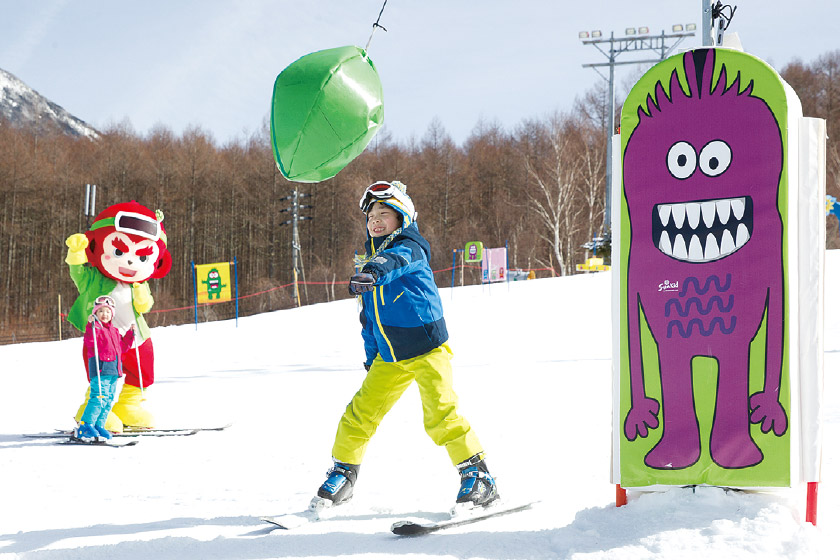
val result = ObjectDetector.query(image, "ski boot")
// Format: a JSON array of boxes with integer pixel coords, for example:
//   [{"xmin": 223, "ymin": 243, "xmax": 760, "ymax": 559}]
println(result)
[
  {"xmin": 312, "ymin": 461, "xmax": 360, "ymax": 511},
  {"xmin": 75, "ymin": 387, "xmax": 124, "ymax": 432},
  {"xmin": 94, "ymin": 423, "xmax": 113, "ymax": 442},
  {"xmin": 455, "ymin": 454, "xmax": 499, "ymax": 509},
  {"xmin": 73, "ymin": 422, "xmax": 99, "ymax": 443}
]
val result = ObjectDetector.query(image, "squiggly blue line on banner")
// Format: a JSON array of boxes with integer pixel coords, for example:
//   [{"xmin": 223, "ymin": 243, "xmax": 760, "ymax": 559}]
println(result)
[
  {"xmin": 665, "ymin": 295, "xmax": 735, "ymax": 317},
  {"xmin": 679, "ymin": 274, "xmax": 732, "ymax": 297},
  {"xmin": 667, "ymin": 316, "xmax": 737, "ymax": 338}
]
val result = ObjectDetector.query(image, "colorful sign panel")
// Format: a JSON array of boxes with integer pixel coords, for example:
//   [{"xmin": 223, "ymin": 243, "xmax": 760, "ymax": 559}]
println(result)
[
  {"xmin": 481, "ymin": 247, "xmax": 507, "ymax": 284},
  {"xmin": 465, "ymin": 241, "xmax": 484, "ymax": 263},
  {"xmin": 617, "ymin": 48, "xmax": 801, "ymax": 488},
  {"xmin": 196, "ymin": 262, "xmax": 232, "ymax": 304}
]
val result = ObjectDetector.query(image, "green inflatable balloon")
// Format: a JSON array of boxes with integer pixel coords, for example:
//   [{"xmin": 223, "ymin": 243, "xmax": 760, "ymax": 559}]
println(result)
[{"xmin": 270, "ymin": 46, "xmax": 385, "ymax": 183}]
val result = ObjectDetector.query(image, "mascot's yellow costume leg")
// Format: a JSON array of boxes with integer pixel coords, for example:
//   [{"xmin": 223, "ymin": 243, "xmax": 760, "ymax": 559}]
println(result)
[
  {"xmin": 111, "ymin": 384, "xmax": 155, "ymax": 428},
  {"xmin": 75, "ymin": 387, "xmax": 124, "ymax": 432},
  {"xmin": 75, "ymin": 384, "xmax": 155, "ymax": 430}
]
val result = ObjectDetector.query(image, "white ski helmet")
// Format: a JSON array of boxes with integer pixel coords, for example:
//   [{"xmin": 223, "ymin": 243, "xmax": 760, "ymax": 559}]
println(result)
[{"xmin": 359, "ymin": 180, "xmax": 417, "ymax": 229}]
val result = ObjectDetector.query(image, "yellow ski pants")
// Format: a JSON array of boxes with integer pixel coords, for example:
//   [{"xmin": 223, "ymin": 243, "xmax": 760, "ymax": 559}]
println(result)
[{"xmin": 332, "ymin": 343, "xmax": 483, "ymax": 466}]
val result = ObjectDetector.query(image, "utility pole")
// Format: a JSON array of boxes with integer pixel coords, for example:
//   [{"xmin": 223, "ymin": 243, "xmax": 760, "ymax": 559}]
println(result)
[
  {"xmin": 702, "ymin": 0, "xmax": 714, "ymax": 46},
  {"xmin": 579, "ymin": 24, "xmax": 696, "ymax": 239},
  {"xmin": 280, "ymin": 186, "xmax": 313, "ymax": 307},
  {"xmin": 707, "ymin": 1, "xmax": 738, "ymax": 47}
]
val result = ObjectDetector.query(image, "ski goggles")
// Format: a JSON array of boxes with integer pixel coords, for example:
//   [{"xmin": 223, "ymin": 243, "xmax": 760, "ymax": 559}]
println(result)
[
  {"xmin": 359, "ymin": 181, "xmax": 412, "ymax": 213},
  {"xmin": 91, "ymin": 211, "xmax": 161, "ymax": 241},
  {"xmin": 93, "ymin": 295, "xmax": 116, "ymax": 310}
]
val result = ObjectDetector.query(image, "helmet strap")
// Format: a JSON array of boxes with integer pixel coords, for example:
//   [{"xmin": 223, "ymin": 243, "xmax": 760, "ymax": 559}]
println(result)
[{"xmin": 353, "ymin": 227, "xmax": 402, "ymax": 271}]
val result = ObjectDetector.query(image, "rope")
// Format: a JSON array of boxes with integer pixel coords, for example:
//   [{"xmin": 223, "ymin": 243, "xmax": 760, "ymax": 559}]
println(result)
[
  {"xmin": 56, "ymin": 268, "xmax": 560, "ymax": 322},
  {"xmin": 364, "ymin": 0, "xmax": 389, "ymax": 52}
]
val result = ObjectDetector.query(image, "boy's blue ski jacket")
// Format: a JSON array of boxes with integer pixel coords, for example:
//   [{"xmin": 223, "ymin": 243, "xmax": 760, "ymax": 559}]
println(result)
[{"xmin": 358, "ymin": 223, "xmax": 448, "ymax": 364}]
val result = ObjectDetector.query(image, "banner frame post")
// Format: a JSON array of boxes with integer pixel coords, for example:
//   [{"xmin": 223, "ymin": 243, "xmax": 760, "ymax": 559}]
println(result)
[
  {"xmin": 616, "ymin": 484, "xmax": 627, "ymax": 507},
  {"xmin": 451, "ymin": 249, "xmax": 457, "ymax": 290},
  {"xmin": 57, "ymin": 293, "xmax": 62, "ymax": 341},
  {"xmin": 505, "ymin": 239, "xmax": 510, "ymax": 289},
  {"xmin": 191, "ymin": 261, "xmax": 198, "ymax": 331},
  {"xmin": 233, "ymin": 257, "xmax": 239, "ymax": 327},
  {"xmin": 806, "ymin": 481, "xmax": 818, "ymax": 525}
]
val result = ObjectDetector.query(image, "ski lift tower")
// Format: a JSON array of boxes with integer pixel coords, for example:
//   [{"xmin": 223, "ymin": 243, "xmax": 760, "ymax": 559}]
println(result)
[{"xmin": 578, "ymin": 24, "xmax": 696, "ymax": 240}]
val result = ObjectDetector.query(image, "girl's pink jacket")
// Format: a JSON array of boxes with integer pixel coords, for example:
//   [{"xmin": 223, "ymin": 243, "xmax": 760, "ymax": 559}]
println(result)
[{"xmin": 83, "ymin": 320, "xmax": 135, "ymax": 375}]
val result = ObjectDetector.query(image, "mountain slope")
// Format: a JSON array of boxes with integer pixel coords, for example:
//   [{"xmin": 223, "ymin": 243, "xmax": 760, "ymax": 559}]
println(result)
[{"xmin": 0, "ymin": 67, "xmax": 99, "ymax": 139}]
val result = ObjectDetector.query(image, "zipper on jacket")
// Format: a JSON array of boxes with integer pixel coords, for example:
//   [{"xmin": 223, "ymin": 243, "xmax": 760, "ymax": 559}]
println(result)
[{"xmin": 372, "ymin": 286, "xmax": 396, "ymax": 360}]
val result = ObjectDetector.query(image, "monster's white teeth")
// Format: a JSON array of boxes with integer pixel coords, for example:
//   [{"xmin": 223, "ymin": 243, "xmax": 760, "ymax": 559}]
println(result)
[
  {"xmin": 701, "ymin": 201, "xmax": 716, "ymax": 228},
  {"xmin": 672, "ymin": 204, "xmax": 686, "ymax": 229},
  {"xmin": 655, "ymin": 196, "xmax": 751, "ymax": 262},
  {"xmin": 659, "ymin": 205, "xmax": 671, "ymax": 227},
  {"xmin": 688, "ymin": 234, "xmax": 703, "ymax": 260},
  {"xmin": 658, "ymin": 231, "xmax": 672, "ymax": 255},
  {"xmin": 686, "ymin": 203, "xmax": 701, "ymax": 229},
  {"xmin": 716, "ymin": 200, "xmax": 731, "ymax": 225},
  {"xmin": 657, "ymin": 223, "xmax": 750, "ymax": 262},
  {"xmin": 657, "ymin": 197, "xmax": 746, "ymax": 229},
  {"xmin": 720, "ymin": 229, "xmax": 736, "ymax": 254},
  {"xmin": 736, "ymin": 223, "xmax": 750, "ymax": 246},
  {"xmin": 704, "ymin": 233, "xmax": 720, "ymax": 260},
  {"xmin": 731, "ymin": 198, "xmax": 745, "ymax": 220},
  {"xmin": 672, "ymin": 234, "xmax": 688, "ymax": 259}
]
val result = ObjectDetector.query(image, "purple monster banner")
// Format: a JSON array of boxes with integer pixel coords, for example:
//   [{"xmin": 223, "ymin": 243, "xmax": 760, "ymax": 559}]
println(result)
[{"xmin": 614, "ymin": 47, "xmax": 825, "ymax": 489}]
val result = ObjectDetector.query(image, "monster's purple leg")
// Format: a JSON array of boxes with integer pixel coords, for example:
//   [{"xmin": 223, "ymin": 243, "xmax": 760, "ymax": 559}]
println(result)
[
  {"xmin": 644, "ymin": 350, "xmax": 701, "ymax": 469},
  {"xmin": 710, "ymin": 350, "xmax": 763, "ymax": 468}
]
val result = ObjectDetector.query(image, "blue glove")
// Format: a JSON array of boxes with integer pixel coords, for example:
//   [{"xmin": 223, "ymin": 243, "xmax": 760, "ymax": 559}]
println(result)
[{"xmin": 349, "ymin": 272, "xmax": 377, "ymax": 295}]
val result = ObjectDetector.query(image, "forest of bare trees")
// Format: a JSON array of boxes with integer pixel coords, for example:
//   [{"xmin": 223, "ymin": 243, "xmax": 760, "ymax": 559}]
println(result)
[{"xmin": 1, "ymin": 51, "xmax": 838, "ymax": 344}]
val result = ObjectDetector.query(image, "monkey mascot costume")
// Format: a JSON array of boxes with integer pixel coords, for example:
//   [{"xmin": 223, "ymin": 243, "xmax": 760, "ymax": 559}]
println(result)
[{"xmin": 65, "ymin": 201, "xmax": 172, "ymax": 431}]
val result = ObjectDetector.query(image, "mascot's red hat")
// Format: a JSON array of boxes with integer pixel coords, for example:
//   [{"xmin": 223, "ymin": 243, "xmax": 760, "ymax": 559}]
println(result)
[{"xmin": 85, "ymin": 201, "xmax": 172, "ymax": 280}]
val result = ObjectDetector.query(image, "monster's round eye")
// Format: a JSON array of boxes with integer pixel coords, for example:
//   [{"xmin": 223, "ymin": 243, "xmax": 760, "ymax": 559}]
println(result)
[
  {"xmin": 114, "ymin": 248, "xmax": 124, "ymax": 257},
  {"xmin": 666, "ymin": 141, "xmax": 697, "ymax": 179},
  {"xmin": 698, "ymin": 140, "xmax": 732, "ymax": 177}
]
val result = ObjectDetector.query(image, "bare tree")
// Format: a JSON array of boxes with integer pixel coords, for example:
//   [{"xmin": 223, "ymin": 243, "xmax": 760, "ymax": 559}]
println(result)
[{"xmin": 518, "ymin": 113, "xmax": 586, "ymax": 276}]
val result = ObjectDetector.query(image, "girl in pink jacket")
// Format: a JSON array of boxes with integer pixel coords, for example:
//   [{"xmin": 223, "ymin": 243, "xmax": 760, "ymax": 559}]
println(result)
[{"xmin": 74, "ymin": 296, "xmax": 135, "ymax": 443}]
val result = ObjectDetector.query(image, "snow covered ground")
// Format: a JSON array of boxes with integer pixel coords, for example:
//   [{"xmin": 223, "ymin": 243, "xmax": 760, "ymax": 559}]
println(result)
[{"xmin": 1, "ymin": 252, "xmax": 839, "ymax": 559}]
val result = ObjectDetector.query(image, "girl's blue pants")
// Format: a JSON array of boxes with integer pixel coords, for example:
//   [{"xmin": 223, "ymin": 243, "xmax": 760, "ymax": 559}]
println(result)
[{"xmin": 80, "ymin": 358, "xmax": 119, "ymax": 426}]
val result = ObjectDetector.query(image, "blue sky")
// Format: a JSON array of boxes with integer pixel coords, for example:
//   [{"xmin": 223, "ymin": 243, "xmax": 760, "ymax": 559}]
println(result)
[{"xmin": 0, "ymin": 0, "xmax": 836, "ymax": 146}]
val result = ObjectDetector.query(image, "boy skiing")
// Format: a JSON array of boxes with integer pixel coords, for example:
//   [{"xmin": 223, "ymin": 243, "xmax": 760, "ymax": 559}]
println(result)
[
  {"xmin": 314, "ymin": 180, "xmax": 498, "ymax": 512},
  {"xmin": 74, "ymin": 295, "xmax": 135, "ymax": 442}
]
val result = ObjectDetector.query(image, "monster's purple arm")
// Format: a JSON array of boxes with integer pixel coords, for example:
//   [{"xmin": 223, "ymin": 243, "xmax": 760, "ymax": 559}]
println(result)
[
  {"xmin": 624, "ymin": 292, "xmax": 661, "ymax": 440},
  {"xmin": 749, "ymin": 279, "xmax": 788, "ymax": 436}
]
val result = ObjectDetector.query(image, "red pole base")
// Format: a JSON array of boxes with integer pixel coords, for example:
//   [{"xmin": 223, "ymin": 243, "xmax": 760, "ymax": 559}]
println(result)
[
  {"xmin": 806, "ymin": 482, "xmax": 818, "ymax": 526},
  {"xmin": 616, "ymin": 484, "xmax": 627, "ymax": 507}
]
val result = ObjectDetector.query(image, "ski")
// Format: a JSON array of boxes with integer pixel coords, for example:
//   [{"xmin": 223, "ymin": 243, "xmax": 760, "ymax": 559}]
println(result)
[
  {"xmin": 57, "ymin": 438, "xmax": 139, "ymax": 447},
  {"xmin": 391, "ymin": 501, "xmax": 537, "ymax": 536},
  {"xmin": 260, "ymin": 511, "xmax": 318, "ymax": 530},
  {"xmin": 25, "ymin": 429, "xmax": 198, "ymax": 438},
  {"xmin": 123, "ymin": 423, "xmax": 232, "ymax": 434},
  {"xmin": 260, "ymin": 497, "xmax": 347, "ymax": 530},
  {"xmin": 25, "ymin": 423, "xmax": 230, "ymax": 439}
]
